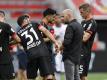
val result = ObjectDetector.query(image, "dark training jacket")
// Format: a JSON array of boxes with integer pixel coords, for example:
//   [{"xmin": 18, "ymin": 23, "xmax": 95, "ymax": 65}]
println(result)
[{"xmin": 63, "ymin": 19, "xmax": 83, "ymax": 64}]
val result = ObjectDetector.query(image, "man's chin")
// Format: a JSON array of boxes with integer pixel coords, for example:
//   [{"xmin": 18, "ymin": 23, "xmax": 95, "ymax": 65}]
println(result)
[
  {"xmin": 64, "ymin": 21, "xmax": 69, "ymax": 24},
  {"xmin": 61, "ymin": 21, "xmax": 67, "ymax": 24}
]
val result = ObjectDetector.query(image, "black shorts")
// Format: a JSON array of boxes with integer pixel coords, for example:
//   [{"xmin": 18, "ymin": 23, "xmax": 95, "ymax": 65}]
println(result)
[
  {"xmin": 27, "ymin": 56, "xmax": 54, "ymax": 79},
  {"xmin": 0, "ymin": 63, "xmax": 15, "ymax": 79},
  {"xmin": 79, "ymin": 54, "xmax": 91, "ymax": 77},
  {"xmin": 17, "ymin": 51, "xmax": 27, "ymax": 70}
]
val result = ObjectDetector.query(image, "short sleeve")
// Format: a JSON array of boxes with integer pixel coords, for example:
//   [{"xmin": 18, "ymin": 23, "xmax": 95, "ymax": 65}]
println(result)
[
  {"xmin": 6, "ymin": 24, "xmax": 16, "ymax": 36},
  {"xmin": 32, "ymin": 22, "xmax": 40, "ymax": 30}
]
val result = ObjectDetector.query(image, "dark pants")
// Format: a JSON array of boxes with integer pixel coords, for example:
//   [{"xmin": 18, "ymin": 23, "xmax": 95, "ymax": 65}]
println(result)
[{"xmin": 64, "ymin": 59, "xmax": 80, "ymax": 80}]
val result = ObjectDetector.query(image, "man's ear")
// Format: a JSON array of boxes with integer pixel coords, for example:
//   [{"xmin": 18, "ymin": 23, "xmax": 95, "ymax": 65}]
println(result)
[{"xmin": 68, "ymin": 13, "xmax": 72, "ymax": 19}]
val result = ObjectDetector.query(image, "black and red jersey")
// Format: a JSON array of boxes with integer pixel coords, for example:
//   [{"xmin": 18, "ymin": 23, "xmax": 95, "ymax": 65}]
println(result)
[
  {"xmin": 41, "ymin": 22, "xmax": 54, "ymax": 54},
  {"xmin": 0, "ymin": 22, "xmax": 15, "ymax": 64},
  {"xmin": 81, "ymin": 19, "xmax": 97, "ymax": 56},
  {"xmin": 17, "ymin": 22, "xmax": 50, "ymax": 59}
]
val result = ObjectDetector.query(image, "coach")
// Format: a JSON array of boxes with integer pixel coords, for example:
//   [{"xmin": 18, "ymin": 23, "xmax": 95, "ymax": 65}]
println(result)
[{"xmin": 61, "ymin": 9, "xmax": 83, "ymax": 80}]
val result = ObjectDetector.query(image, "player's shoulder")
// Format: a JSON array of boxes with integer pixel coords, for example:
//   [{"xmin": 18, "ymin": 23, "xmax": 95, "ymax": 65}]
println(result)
[
  {"xmin": 0, "ymin": 22, "xmax": 11, "ymax": 30},
  {"xmin": 17, "ymin": 25, "xmax": 26, "ymax": 35},
  {"xmin": 30, "ymin": 22, "xmax": 40, "ymax": 30},
  {"xmin": 86, "ymin": 18, "xmax": 95, "ymax": 24},
  {"xmin": 17, "ymin": 27, "xmax": 21, "ymax": 34},
  {"xmin": 89, "ymin": 19, "xmax": 97, "ymax": 28},
  {"xmin": 81, "ymin": 20, "xmax": 86, "ymax": 24},
  {"xmin": 31, "ymin": 21, "xmax": 39, "ymax": 26},
  {"xmin": 0, "ymin": 22, "xmax": 10, "ymax": 26},
  {"xmin": 91, "ymin": 19, "xmax": 97, "ymax": 25}
]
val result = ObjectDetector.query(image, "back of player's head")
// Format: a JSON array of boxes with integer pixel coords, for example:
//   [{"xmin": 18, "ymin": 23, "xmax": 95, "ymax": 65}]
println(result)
[
  {"xmin": 0, "ymin": 10, "xmax": 5, "ymax": 16},
  {"xmin": 17, "ymin": 14, "xmax": 29, "ymax": 26},
  {"xmin": 43, "ymin": 8, "xmax": 57, "ymax": 17},
  {"xmin": 79, "ymin": 3, "xmax": 91, "ymax": 13}
]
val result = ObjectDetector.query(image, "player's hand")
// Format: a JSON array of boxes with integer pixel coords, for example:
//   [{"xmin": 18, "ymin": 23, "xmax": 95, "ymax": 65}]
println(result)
[
  {"xmin": 54, "ymin": 41, "xmax": 60, "ymax": 53},
  {"xmin": 60, "ymin": 45, "xmax": 64, "ymax": 53},
  {"xmin": 60, "ymin": 45, "xmax": 64, "ymax": 51}
]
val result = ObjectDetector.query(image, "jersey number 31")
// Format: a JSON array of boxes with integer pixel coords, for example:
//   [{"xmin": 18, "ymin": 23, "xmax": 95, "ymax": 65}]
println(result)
[{"xmin": 21, "ymin": 27, "xmax": 39, "ymax": 45}]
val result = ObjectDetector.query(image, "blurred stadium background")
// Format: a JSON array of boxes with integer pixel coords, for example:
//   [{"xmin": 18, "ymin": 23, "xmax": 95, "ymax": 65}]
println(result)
[{"xmin": 0, "ymin": 0, "xmax": 107, "ymax": 80}]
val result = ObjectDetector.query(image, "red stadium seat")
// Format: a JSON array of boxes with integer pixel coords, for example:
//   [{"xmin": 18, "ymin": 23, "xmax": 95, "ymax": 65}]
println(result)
[
  {"xmin": 11, "ymin": 12, "xmax": 42, "ymax": 19},
  {"xmin": 0, "ymin": 5, "xmax": 48, "ymax": 10},
  {"xmin": 0, "ymin": 0, "xmax": 50, "ymax": 20}
]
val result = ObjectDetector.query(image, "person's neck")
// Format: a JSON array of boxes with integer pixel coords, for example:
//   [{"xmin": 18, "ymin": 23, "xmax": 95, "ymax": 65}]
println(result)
[
  {"xmin": 85, "ymin": 14, "xmax": 93, "ymax": 21},
  {"xmin": 56, "ymin": 23, "xmax": 61, "ymax": 27},
  {"xmin": 22, "ymin": 23, "xmax": 28, "ymax": 28},
  {"xmin": 69, "ymin": 17, "xmax": 75, "ymax": 22}
]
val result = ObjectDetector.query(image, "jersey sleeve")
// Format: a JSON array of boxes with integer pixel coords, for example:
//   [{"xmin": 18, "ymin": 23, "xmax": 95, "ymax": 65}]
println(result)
[
  {"xmin": 32, "ymin": 22, "xmax": 40, "ymax": 30},
  {"xmin": 6, "ymin": 24, "xmax": 16, "ymax": 37}
]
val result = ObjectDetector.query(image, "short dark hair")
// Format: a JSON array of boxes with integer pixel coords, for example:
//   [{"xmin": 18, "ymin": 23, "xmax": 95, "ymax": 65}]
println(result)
[
  {"xmin": 43, "ymin": 8, "xmax": 57, "ymax": 17},
  {"xmin": 17, "ymin": 14, "xmax": 29, "ymax": 26},
  {"xmin": 79, "ymin": 3, "xmax": 91, "ymax": 12},
  {"xmin": 0, "ymin": 10, "xmax": 5, "ymax": 16}
]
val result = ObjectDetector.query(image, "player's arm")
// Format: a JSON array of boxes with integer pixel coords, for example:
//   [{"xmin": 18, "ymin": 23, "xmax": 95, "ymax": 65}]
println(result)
[
  {"xmin": 83, "ymin": 21, "xmax": 97, "ymax": 42},
  {"xmin": 7, "ymin": 24, "xmax": 21, "ymax": 44},
  {"xmin": 44, "ymin": 37, "xmax": 50, "ymax": 42},
  {"xmin": 43, "ymin": 29, "xmax": 54, "ymax": 42},
  {"xmin": 38, "ymin": 25, "xmax": 59, "ymax": 51},
  {"xmin": 10, "ymin": 33, "xmax": 21, "ymax": 44},
  {"xmin": 14, "ymin": 34, "xmax": 21, "ymax": 43},
  {"xmin": 83, "ymin": 31, "xmax": 92, "ymax": 42}
]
